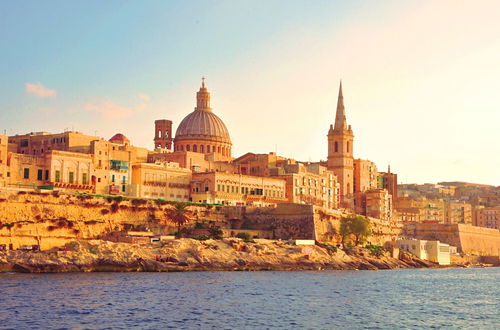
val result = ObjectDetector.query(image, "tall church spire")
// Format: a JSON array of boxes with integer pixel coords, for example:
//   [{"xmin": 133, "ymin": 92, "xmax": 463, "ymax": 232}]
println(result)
[
  {"xmin": 334, "ymin": 81, "xmax": 348, "ymax": 131},
  {"xmin": 196, "ymin": 77, "xmax": 211, "ymax": 111}
]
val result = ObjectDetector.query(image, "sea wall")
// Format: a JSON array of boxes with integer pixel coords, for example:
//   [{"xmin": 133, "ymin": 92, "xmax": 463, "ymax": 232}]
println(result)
[{"xmin": 404, "ymin": 223, "xmax": 500, "ymax": 256}]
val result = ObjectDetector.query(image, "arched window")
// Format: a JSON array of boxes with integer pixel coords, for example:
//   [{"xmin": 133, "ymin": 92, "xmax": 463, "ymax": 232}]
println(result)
[
  {"xmin": 193, "ymin": 144, "xmax": 197, "ymax": 152},
  {"xmin": 186, "ymin": 145, "xmax": 190, "ymax": 151},
  {"xmin": 347, "ymin": 141, "xmax": 350, "ymax": 153},
  {"xmin": 334, "ymin": 141, "xmax": 338, "ymax": 153},
  {"xmin": 218, "ymin": 146, "xmax": 221, "ymax": 153},
  {"xmin": 200, "ymin": 145, "xmax": 204, "ymax": 153},
  {"xmin": 180, "ymin": 145, "xmax": 184, "ymax": 151},
  {"xmin": 158, "ymin": 131, "xmax": 162, "ymax": 138},
  {"xmin": 207, "ymin": 145, "xmax": 210, "ymax": 153}
]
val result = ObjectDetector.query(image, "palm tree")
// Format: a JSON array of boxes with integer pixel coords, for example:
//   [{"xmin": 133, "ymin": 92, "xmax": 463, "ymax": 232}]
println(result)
[{"xmin": 166, "ymin": 203, "xmax": 191, "ymax": 237}]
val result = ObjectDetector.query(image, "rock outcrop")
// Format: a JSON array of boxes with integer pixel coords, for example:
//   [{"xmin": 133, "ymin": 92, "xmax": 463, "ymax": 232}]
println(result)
[{"xmin": 0, "ymin": 238, "xmax": 437, "ymax": 273}]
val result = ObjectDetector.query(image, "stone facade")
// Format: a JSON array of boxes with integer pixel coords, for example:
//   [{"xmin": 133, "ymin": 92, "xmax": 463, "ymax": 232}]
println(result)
[
  {"xmin": 131, "ymin": 162, "xmax": 191, "ymax": 201},
  {"xmin": 353, "ymin": 158, "xmax": 378, "ymax": 213},
  {"xmin": 365, "ymin": 188, "xmax": 393, "ymax": 220},
  {"xmin": 190, "ymin": 171, "xmax": 286, "ymax": 206},
  {"xmin": 327, "ymin": 82, "xmax": 354, "ymax": 208},
  {"xmin": 473, "ymin": 206, "xmax": 500, "ymax": 229},
  {"xmin": 445, "ymin": 201, "xmax": 472, "ymax": 224}
]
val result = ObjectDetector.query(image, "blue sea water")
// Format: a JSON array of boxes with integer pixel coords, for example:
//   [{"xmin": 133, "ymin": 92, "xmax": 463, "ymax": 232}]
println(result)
[{"xmin": 0, "ymin": 268, "xmax": 498, "ymax": 329}]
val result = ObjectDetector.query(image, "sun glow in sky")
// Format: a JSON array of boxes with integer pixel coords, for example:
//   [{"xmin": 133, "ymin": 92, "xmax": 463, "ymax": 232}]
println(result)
[{"xmin": 1, "ymin": 0, "xmax": 500, "ymax": 185}]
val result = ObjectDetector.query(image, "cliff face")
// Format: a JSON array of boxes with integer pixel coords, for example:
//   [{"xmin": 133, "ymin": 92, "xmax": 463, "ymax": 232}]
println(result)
[
  {"xmin": 0, "ymin": 190, "xmax": 224, "ymax": 250},
  {"xmin": 0, "ymin": 238, "xmax": 436, "ymax": 273}
]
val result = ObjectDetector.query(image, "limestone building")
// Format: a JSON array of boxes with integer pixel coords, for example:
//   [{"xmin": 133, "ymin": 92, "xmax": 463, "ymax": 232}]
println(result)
[
  {"xmin": 233, "ymin": 152, "xmax": 339, "ymax": 210},
  {"xmin": 353, "ymin": 158, "xmax": 378, "ymax": 213},
  {"xmin": 473, "ymin": 207, "xmax": 500, "ymax": 229},
  {"xmin": 131, "ymin": 162, "xmax": 191, "ymax": 201},
  {"xmin": 154, "ymin": 119, "xmax": 173, "ymax": 150},
  {"xmin": 364, "ymin": 188, "xmax": 393, "ymax": 220},
  {"xmin": 444, "ymin": 201, "xmax": 472, "ymax": 224},
  {"xmin": 190, "ymin": 171, "xmax": 286, "ymax": 206},
  {"xmin": 377, "ymin": 166, "xmax": 398, "ymax": 202},
  {"xmin": 0, "ymin": 135, "xmax": 7, "ymax": 186},
  {"xmin": 173, "ymin": 79, "xmax": 232, "ymax": 160},
  {"xmin": 327, "ymin": 82, "xmax": 354, "ymax": 208}
]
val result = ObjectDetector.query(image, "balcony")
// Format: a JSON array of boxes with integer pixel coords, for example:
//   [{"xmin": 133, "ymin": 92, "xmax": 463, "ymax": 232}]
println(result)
[{"xmin": 110, "ymin": 160, "xmax": 129, "ymax": 171}]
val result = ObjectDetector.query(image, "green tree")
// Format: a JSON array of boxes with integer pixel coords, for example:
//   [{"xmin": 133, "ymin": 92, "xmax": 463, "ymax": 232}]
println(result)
[
  {"xmin": 349, "ymin": 215, "xmax": 371, "ymax": 246},
  {"xmin": 339, "ymin": 216, "xmax": 352, "ymax": 245},
  {"xmin": 165, "ymin": 203, "xmax": 191, "ymax": 237}
]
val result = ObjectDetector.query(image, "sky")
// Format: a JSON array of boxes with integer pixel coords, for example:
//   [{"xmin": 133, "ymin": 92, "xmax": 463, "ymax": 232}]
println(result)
[{"xmin": 1, "ymin": 0, "xmax": 500, "ymax": 185}]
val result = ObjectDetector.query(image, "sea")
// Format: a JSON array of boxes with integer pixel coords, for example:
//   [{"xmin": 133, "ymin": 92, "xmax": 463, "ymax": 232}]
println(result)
[{"xmin": 0, "ymin": 267, "xmax": 498, "ymax": 329}]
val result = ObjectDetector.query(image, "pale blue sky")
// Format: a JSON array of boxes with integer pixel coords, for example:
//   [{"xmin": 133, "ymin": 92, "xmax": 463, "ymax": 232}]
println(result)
[{"xmin": 1, "ymin": 0, "xmax": 500, "ymax": 185}]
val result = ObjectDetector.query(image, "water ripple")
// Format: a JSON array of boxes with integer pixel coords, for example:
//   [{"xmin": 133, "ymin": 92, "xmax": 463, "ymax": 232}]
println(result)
[{"xmin": 0, "ymin": 268, "xmax": 498, "ymax": 329}]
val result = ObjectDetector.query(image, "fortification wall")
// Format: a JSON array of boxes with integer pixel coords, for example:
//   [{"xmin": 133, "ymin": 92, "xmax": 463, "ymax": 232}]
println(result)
[
  {"xmin": 405, "ymin": 223, "xmax": 500, "ymax": 256},
  {"xmin": 241, "ymin": 203, "xmax": 403, "ymax": 245}
]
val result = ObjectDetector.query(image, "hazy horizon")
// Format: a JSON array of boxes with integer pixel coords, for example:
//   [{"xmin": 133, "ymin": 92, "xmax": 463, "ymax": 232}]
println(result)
[{"xmin": 1, "ymin": 0, "xmax": 500, "ymax": 185}]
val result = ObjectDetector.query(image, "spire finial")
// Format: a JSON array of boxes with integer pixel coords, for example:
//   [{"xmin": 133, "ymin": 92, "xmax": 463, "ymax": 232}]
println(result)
[
  {"xmin": 201, "ymin": 76, "xmax": 206, "ymax": 88},
  {"xmin": 333, "ymin": 80, "xmax": 347, "ymax": 131}
]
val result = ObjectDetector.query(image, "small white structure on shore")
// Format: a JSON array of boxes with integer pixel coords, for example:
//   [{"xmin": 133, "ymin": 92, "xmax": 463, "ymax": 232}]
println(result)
[
  {"xmin": 295, "ymin": 240, "xmax": 315, "ymax": 246},
  {"xmin": 397, "ymin": 239, "xmax": 451, "ymax": 265}
]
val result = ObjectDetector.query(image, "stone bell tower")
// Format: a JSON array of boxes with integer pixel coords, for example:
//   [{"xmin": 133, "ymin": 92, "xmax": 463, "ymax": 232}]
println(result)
[
  {"xmin": 154, "ymin": 119, "xmax": 173, "ymax": 150},
  {"xmin": 327, "ymin": 81, "xmax": 354, "ymax": 207}
]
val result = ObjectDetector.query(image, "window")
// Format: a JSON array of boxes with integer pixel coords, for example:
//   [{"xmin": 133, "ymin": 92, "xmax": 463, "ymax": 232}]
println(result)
[
  {"xmin": 193, "ymin": 145, "xmax": 197, "ymax": 152},
  {"xmin": 111, "ymin": 175, "xmax": 115, "ymax": 183},
  {"xmin": 186, "ymin": 145, "xmax": 190, "ymax": 151},
  {"xmin": 122, "ymin": 185, "xmax": 126, "ymax": 192},
  {"xmin": 207, "ymin": 145, "xmax": 210, "ymax": 153},
  {"xmin": 334, "ymin": 141, "xmax": 338, "ymax": 153},
  {"xmin": 55, "ymin": 170, "xmax": 60, "ymax": 182},
  {"xmin": 347, "ymin": 141, "xmax": 350, "ymax": 153},
  {"xmin": 82, "ymin": 173, "xmax": 88, "ymax": 185},
  {"xmin": 217, "ymin": 184, "xmax": 221, "ymax": 192},
  {"xmin": 45, "ymin": 170, "xmax": 49, "ymax": 181},
  {"xmin": 69, "ymin": 172, "xmax": 74, "ymax": 184},
  {"xmin": 122, "ymin": 176, "xmax": 126, "ymax": 184},
  {"xmin": 37, "ymin": 169, "xmax": 43, "ymax": 180},
  {"xmin": 205, "ymin": 185, "xmax": 209, "ymax": 192},
  {"xmin": 200, "ymin": 145, "xmax": 204, "ymax": 153},
  {"xmin": 23, "ymin": 168, "xmax": 30, "ymax": 179}
]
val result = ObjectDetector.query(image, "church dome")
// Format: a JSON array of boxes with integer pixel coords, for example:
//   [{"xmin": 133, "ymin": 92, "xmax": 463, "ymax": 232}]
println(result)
[
  {"xmin": 174, "ymin": 78, "xmax": 231, "ymax": 144},
  {"xmin": 109, "ymin": 133, "xmax": 130, "ymax": 145},
  {"xmin": 175, "ymin": 110, "xmax": 231, "ymax": 143}
]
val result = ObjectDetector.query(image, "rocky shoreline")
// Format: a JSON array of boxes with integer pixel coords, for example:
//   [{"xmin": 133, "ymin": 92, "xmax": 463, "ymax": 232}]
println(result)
[{"xmin": 0, "ymin": 238, "xmax": 446, "ymax": 273}]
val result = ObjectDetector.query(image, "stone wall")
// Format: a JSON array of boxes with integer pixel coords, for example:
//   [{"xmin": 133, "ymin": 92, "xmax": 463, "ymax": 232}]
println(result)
[
  {"xmin": 404, "ymin": 223, "xmax": 500, "ymax": 256},
  {"xmin": 239, "ymin": 203, "xmax": 403, "ymax": 245},
  {"xmin": 0, "ymin": 189, "xmax": 225, "ymax": 250}
]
